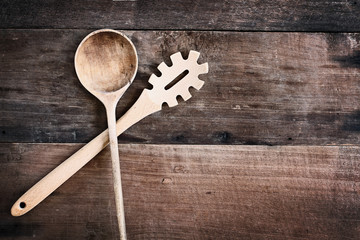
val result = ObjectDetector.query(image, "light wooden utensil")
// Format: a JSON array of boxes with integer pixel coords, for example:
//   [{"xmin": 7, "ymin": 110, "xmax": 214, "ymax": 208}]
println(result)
[
  {"xmin": 75, "ymin": 29, "xmax": 137, "ymax": 240},
  {"xmin": 11, "ymin": 50, "xmax": 208, "ymax": 224}
]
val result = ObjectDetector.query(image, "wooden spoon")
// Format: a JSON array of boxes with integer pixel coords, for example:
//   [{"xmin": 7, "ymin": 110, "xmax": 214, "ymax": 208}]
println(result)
[{"xmin": 74, "ymin": 29, "xmax": 137, "ymax": 240}]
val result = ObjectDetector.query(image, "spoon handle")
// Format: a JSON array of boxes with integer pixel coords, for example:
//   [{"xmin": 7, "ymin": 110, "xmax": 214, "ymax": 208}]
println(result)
[
  {"xmin": 11, "ymin": 90, "xmax": 161, "ymax": 217},
  {"xmin": 106, "ymin": 103, "xmax": 126, "ymax": 240}
]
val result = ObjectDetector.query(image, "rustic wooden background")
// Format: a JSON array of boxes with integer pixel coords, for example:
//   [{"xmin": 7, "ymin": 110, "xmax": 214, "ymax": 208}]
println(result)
[{"xmin": 1, "ymin": 1, "xmax": 360, "ymax": 239}]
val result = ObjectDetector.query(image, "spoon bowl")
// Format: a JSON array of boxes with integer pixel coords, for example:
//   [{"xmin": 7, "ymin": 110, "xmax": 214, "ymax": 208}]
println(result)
[
  {"xmin": 75, "ymin": 29, "xmax": 137, "ymax": 98},
  {"xmin": 74, "ymin": 29, "xmax": 138, "ymax": 240}
]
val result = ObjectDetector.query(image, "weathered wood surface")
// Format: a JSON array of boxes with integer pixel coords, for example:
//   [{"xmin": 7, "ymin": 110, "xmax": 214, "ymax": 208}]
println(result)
[
  {"xmin": 1, "ymin": 0, "xmax": 360, "ymax": 32},
  {"xmin": 1, "ymin": 30, "xmax": 360, "ymax": 145},
  {"xmin": 1, "ymin": 143, "xmax": 360, "ymax": 239}
]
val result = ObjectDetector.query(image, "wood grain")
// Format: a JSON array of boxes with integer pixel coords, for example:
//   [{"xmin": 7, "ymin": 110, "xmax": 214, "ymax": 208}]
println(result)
[
  {"xmin": 2, "ymin": 143, "xmax": 360, "ymax": 239},
  {"xmin": 1, "ymin": 30, "xmax": 360, "ymax": 145},
  {"xmin": 1, "ymin": 0, "xmax": 360, "ymax": 31}
]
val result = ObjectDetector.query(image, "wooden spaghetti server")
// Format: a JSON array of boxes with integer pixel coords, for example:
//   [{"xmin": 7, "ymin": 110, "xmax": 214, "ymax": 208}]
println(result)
[{"xmin": 11, "ymin": 50, "xmax": 209, "ymax": 231}]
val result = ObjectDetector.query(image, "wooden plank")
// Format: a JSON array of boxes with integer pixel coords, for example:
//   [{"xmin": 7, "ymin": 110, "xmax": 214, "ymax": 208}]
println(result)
[
  {"xmin": 1, "ymin": 30, "xmax": 360, "ymax": 145},
  {"xmin": 1, "ymin": 0, "xmax": 360, "ymax": 31},
  {"xmin": 1, "ymin": 143, "xmax": 360, "ymax": 239}
]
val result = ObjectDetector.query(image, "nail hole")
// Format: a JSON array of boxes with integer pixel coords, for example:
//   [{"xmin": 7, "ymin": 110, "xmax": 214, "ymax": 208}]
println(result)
[
  {"xmin": 161, "ymin": 177, "xmax": 172, "ymax": 184},
  {"xmin": 19, "ymin": 202, "xmax": 26, "ymax": 209}
]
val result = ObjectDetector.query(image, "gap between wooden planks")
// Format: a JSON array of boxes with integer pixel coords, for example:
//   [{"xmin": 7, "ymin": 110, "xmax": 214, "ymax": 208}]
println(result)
[{"xmin": 1, "ymin": 143, "xmax": 360, "ymax": 239}]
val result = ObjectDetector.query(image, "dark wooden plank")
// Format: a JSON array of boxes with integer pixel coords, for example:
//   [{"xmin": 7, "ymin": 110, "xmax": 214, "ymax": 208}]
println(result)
[
  {"xmin": 1, "ymin": 0, "xmax": 360, "ymax": 31},
  {"xmin": 1, "ymin": 143, "xmax": 360, "ymax": 239},
  {"xmin": 1, "ymin": 30, "xmax": 360, "ymax": 145}
]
